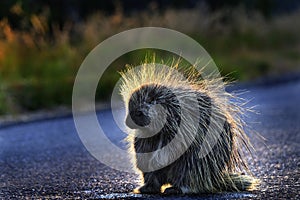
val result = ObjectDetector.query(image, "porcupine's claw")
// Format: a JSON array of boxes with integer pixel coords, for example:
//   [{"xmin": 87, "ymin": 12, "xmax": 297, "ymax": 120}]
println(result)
[{"xmin": 133, "ymin": 184, "xmax": 161, "ymax": 194}]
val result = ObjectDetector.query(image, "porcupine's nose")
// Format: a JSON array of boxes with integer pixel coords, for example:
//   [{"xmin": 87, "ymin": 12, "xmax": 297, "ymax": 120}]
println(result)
[{"xmin": 126, "ymin": 110, "xmax": 151, "ymax": 129}]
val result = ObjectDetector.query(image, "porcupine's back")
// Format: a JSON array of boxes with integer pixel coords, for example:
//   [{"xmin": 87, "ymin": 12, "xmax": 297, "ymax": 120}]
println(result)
[{"xmin": 120, "ymin": 62, "xmax": 259, "ymax": 192}]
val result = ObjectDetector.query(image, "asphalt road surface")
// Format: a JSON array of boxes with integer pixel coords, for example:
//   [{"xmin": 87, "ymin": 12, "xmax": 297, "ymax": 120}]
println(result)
[{"xmin": 0, "ymin": 80, "xmax": 299, "ymax": 199}]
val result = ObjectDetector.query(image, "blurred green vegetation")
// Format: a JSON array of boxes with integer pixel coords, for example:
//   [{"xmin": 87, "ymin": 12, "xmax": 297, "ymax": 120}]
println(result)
[{"xmin": 0, "ymin": 3, "xmax": 299, "ymax": 114}]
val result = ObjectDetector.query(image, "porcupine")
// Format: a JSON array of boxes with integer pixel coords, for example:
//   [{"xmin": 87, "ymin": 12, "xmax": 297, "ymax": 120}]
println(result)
[{"xmin": 119, "ymin": 60, "xmax": 259, "ymax": 194}]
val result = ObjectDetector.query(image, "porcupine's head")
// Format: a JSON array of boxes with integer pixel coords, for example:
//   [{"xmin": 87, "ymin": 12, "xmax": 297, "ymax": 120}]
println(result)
[
  {"xmin": 120, "ymin": 62, "xmax": 211, "ymax": 137},
  {"xmin": 125, "ymin": 83, "xmax": 181, "ymax": 134}
]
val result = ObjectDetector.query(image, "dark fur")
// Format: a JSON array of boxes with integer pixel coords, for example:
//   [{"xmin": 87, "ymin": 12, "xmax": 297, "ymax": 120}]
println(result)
[{"xmin": 126, "ymin": 84, "xmax": 234, "ymax": 194}]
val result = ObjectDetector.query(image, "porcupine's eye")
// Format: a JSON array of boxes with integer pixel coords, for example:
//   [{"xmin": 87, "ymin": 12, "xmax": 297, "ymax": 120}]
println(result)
[{"xmin": 145, "ymin": 96, "xmax": 156, "ymax": 105}]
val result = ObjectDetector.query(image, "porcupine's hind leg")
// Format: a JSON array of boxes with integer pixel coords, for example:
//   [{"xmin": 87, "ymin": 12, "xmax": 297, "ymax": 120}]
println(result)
[
  {"xmin": 134, "ymin": 171, "xmax": 166, "ymax": 194},
  {"xmin": 163, "ymin": 186, "xmax": 182, "ymax": 194}
]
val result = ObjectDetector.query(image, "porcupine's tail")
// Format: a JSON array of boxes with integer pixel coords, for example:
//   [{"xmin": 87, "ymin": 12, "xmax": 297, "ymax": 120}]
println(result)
[{"xmin": 223, "ymin": 173, "xmax": 260, "ymax": 191}]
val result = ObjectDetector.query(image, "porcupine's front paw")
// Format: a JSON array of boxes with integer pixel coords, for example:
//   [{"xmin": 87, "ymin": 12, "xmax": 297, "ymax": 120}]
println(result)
[
  {"xmin": 133, "ymin": 184, "xmax": 161, "ymax": 194},
  {"xmin": 163, "ymin": 186, "xmax": 182, "ymax": 195}
]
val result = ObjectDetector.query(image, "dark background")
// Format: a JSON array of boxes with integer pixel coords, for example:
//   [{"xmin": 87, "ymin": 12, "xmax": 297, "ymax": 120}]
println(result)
[{"xmin": 0, "ymin": 0, "xmax": 299, "ymax": 114}]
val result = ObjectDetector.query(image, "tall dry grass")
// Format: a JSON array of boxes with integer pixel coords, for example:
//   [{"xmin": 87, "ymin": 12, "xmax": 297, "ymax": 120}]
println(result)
[{"xmin": 0, "ymin": 4, "xmax": 299, "ymax": 114}]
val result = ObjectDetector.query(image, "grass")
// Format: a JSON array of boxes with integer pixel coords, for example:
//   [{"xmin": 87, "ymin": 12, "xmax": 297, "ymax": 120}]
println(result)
[{"xmin": 0, "ymin": 4, "xmax": 299, "ymax": 114}]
